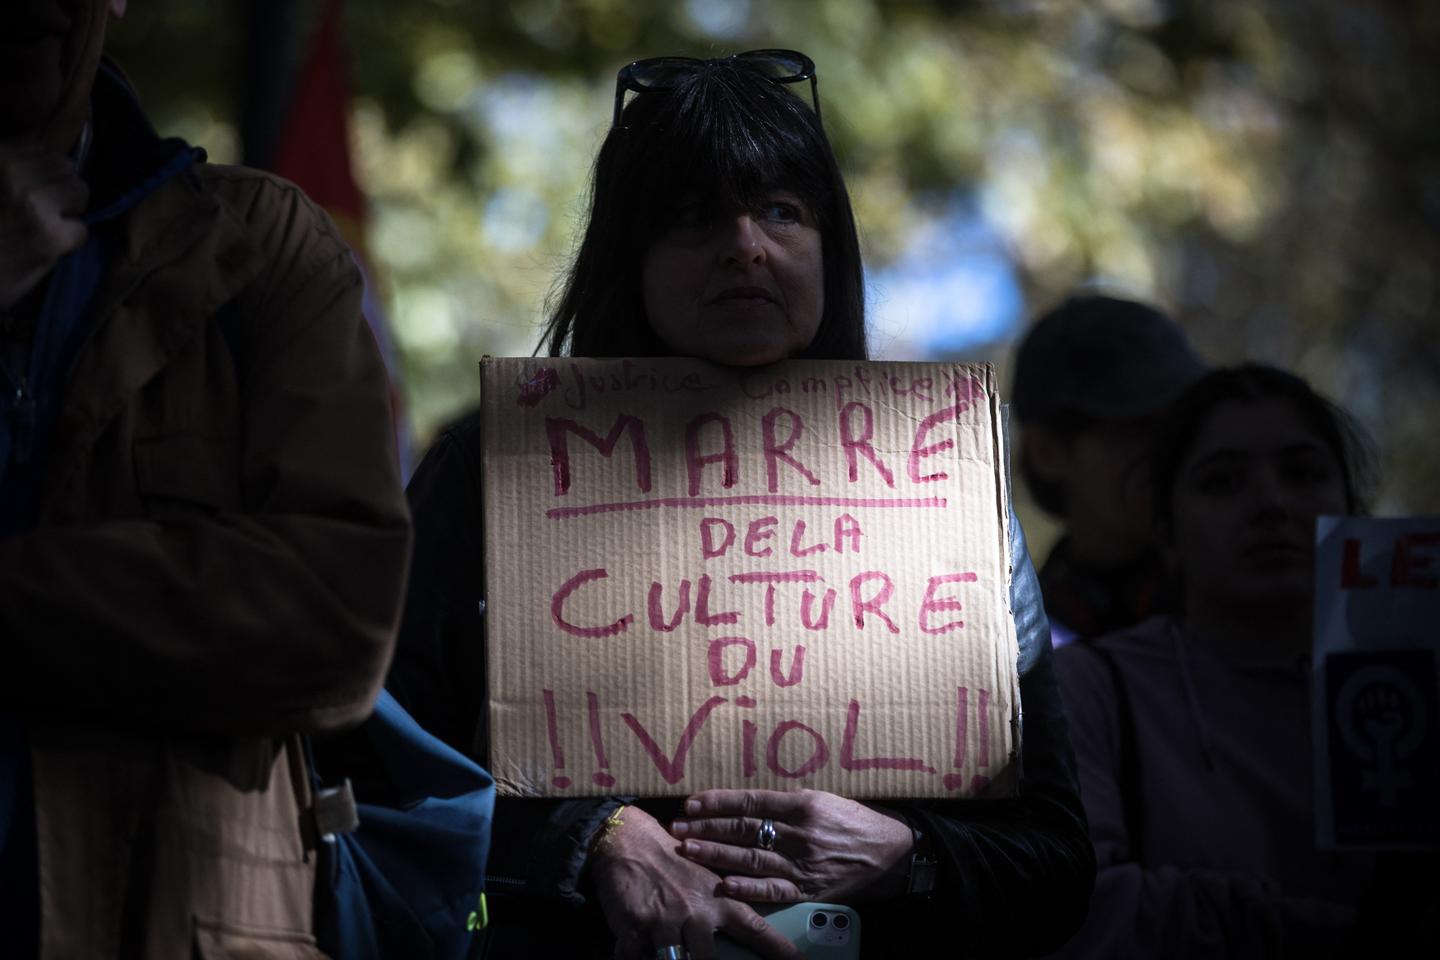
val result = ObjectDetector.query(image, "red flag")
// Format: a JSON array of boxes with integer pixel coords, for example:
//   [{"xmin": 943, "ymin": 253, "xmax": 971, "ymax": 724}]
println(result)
[{"xmin": 273, "ymin": 0, "xmax": 413, "ymax": 473}]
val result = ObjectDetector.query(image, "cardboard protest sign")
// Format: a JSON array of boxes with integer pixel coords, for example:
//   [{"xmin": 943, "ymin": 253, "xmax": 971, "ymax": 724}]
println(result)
[
  {"xmin": 1313, "ymin": 516, "xmax": 1440, "ymax": 850},
  {"xmin": 481, "ymin": 357, "xmax": 1020, "ymax": 798}
]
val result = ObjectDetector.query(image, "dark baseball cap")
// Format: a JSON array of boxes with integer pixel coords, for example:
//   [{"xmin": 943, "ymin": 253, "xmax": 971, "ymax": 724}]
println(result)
[{"xmin": 1010, "ymin": 295, "xmax": 1207, "ymax": 422}]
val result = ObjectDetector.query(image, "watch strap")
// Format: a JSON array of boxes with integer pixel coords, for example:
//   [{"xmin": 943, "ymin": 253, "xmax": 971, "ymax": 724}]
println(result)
[{"xmin": 907, "ymin": 822, "xmax": 939, "ymax": 896}]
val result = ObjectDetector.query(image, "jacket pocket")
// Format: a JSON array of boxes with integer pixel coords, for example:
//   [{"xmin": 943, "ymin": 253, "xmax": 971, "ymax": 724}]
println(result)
[
  {"xmin": 134, "ymin": 432, "xmax": 240, "ymax": 517},
  {"xmin": 193, "ymin": 917, "xmax": 327, "ymax": 960}
]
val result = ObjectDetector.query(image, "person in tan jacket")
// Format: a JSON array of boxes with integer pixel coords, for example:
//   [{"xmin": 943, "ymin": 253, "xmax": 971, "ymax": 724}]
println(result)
[{"xmin": 0, "ymin": 2, "xmax": 411, "ymax": 956}]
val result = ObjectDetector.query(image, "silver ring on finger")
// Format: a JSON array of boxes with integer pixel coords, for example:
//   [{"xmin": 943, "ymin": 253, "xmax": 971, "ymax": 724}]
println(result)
[
  {"xmin": 654, "ymin": 947, "xmax": 689, "ymax": 960},
  {"xmin": 756, "ymin": 817, "xmax": 777, "ymax": 852}
]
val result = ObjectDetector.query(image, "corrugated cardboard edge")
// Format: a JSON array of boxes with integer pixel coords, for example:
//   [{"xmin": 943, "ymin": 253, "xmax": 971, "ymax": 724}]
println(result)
[
  {"xmin": 474, "ymin": 357, "xmax": 492, "ymax": 763},
  {"xmin": 999, "ymin": 400, "xmax": 1024, "ymax": 786},
  {"xmin": 479, "ymin": 355, "xmax": 571, "ymax": 798}
]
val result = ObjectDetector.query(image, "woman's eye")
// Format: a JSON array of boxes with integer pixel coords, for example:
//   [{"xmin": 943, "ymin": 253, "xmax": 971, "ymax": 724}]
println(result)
[
  {"xmin": 1195, "ymin": 469, "xmax": 1242, "ymax": 496},
  {"xmin": 674, "ymin": 205, "xmax": 711, "ymax": 230},
  {"xmin": 760, "ymin": 200, "xmax": 803, "ymax": 224},
  {"xmin": 1282, "ymin": 457, "xmax": 1336, "ymax": 488}
]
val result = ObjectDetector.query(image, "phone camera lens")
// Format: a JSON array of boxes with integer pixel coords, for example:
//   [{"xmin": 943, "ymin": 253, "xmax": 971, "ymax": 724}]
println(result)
[
  {"xmin": 810, "ymin": 912, "xmax": 828, "ymax": 928},
  {"xmin": 832, "ymin": 913, "xmax": 850, "ymax": 930}
]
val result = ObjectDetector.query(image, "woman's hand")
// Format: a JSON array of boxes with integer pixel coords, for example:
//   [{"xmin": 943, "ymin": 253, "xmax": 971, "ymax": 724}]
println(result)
[
  {"xmin": 588, "ymin": 805, "xmax": 802, "ymax": 960},
  {"xmin": 671, "ymin": 789, "xmax": 914, "ymax": 903}
]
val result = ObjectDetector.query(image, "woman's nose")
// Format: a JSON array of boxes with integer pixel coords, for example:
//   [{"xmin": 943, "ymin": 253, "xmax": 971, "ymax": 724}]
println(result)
[
  {"xmin": 720, "ymin": 215, "xmax": 767, "ymax": 266},
  {"xmin": 1248, "ymin": 465, "xmax": 1290, "ymax": 523}
]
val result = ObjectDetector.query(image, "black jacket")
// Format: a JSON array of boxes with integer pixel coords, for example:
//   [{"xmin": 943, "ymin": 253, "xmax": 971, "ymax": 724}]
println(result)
[{"xmin": 388, "ymin": 410, "xmax": 1094, "ymax": 957}]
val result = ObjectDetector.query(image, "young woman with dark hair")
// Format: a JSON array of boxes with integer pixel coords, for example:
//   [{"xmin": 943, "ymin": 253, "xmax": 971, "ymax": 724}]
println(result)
[
  {"xmin": 1051, "ymin": 363, "xmax": 1382, "ymax": 958},
  {"xmin": 1148, "ymin": 364, "xmax": 1374, "ymax": 528},
  {"xmin": 389, "ymin": 52, "xmax": 1092, "ymax": 959}
]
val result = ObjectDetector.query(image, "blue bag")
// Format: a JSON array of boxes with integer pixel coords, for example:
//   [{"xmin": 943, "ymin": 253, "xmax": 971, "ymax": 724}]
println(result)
[{"xmin": 309, "ymin": 690, "xmax": 494, "ymax": 960}]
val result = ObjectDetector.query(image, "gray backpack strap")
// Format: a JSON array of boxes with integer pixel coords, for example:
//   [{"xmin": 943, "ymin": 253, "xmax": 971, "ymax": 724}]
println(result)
[{"xmin": 285, "ymin": 734, "xmax": 359, "ymax": 855}]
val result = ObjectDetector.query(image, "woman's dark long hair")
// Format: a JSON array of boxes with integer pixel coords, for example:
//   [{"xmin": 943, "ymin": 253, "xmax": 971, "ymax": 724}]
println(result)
[
  {"xmin": 541, "ymin": 59, "xmax": 867, "ymax": 361},
  {"xmin": 1150, "ymin": 363, "xmax": 1378, "ymax": 528}
]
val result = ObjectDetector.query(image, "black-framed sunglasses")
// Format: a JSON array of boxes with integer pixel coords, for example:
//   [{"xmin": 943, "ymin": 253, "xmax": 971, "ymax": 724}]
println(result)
[{"xmin": 612, "ymin": 49, "xmax": 821, "ymax": 128}]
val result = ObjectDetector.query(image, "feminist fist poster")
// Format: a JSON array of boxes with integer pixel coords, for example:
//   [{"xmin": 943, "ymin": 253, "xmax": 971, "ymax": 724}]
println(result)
[
  {"xmin": 481, "ymin": 357, "xmax": 1020, "ymax": 798},
  {"xmin": 1313, "ymin": 516, "xmax": 1440, "ymax": 849}
]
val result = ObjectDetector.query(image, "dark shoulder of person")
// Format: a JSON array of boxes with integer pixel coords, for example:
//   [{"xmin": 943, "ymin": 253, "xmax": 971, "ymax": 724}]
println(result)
[{"xmin": 387, "ymin": 408, "xmax": 489, "ymax": 758}]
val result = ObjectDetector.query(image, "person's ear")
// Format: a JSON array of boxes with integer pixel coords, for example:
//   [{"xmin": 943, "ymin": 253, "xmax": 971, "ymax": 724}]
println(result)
[
  {"xmin": 110, "ymin": 0, "xmax": 127, "ymax": 18},
  {"xmin": 1021, "ymin": 424, "xmax": 1072, "ymax": 484}
]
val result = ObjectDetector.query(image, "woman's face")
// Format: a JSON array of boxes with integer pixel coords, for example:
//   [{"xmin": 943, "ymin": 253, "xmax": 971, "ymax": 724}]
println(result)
[
  {"xmin": 641, "ymin": 190, "xmax": 824, "ymax": 366},
  {"xmin": 1169, "ymin": 397, "xmax": 1349, "ymax": 617}
]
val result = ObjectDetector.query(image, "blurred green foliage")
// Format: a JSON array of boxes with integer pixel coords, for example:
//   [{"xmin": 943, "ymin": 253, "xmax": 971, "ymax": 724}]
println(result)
[{"xmin": 108, "ymin": 0, "xmax": 1439, "ymax": 519}]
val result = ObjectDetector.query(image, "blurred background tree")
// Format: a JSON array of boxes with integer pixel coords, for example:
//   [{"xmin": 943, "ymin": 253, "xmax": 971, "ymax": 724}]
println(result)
[{"xmin": 108, "ymin": 0, "xmax": 1438, "ymax": 533}]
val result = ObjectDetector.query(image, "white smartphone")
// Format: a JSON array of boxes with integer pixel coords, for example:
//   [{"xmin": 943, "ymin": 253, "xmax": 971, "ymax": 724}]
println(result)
[{"xmin": 715, "ymin": 902, "xmax": 861, "ymax": 960}]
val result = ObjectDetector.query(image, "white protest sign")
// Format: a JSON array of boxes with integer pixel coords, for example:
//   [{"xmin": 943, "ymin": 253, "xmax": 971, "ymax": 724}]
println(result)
[
  {"xmin": 481, "ymin": 357, "xmax": 1020, "ymax": 798},
  {"xmin": 1313, "ymin": 516, "xmax": 1440, "ymax": 849}
]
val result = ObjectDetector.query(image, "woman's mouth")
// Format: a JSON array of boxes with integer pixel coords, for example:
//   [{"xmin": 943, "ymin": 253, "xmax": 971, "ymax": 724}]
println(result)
[
  {"xmin": 1242, "ymin": 541, "xmax": 1308, "ymax": 565},
  {"xmin": 710, "ymin": 286, "xmax": 777, "ymax": 305}
]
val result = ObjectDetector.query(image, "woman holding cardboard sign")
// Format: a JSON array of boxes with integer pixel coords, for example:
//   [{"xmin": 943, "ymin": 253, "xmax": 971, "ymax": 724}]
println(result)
[{"xmin": 389, "ymin": 51, "xmax": 1092, "ymax": 958}]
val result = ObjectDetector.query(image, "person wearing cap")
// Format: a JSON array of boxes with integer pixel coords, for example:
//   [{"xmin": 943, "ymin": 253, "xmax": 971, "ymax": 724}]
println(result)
[{"xmin": 1010, "ymin": 295, "xmax": 1206, "ymax": 647}]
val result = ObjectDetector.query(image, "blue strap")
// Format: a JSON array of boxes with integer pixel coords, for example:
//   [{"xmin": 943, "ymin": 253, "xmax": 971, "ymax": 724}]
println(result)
[{"xmin": 82, "ymin": 146, "xmax": 203, "ymax": 227}]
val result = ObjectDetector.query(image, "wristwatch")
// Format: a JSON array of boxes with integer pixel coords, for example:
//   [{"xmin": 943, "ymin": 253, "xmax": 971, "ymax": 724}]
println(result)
[{"xmin": 907, "ymin": 823, "xmax": 939, "ymax": 896}]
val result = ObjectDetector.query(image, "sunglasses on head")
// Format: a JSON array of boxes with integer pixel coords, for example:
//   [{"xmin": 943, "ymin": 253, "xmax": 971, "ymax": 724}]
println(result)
[{"xmin": 612, "ymin": 48, "xmax": 821, "ymax": 128}]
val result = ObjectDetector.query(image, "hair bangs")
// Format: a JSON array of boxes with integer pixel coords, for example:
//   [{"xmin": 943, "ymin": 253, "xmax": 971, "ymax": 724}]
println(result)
[{"xmin": 624, "ymin": 65, "xmax": 832, "ymax": 238}]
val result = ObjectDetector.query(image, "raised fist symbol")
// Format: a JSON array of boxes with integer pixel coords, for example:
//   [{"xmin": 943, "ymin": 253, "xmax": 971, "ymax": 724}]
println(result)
[{"xmin": 1337, "ymin": 666, "xmax": 1427, "ymax": 807}]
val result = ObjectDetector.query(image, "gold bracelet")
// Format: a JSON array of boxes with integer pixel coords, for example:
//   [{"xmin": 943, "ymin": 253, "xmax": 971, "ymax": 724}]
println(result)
[{"xmin": 589, "ymin": 803, "xmax": 628, "ymax": 854}]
